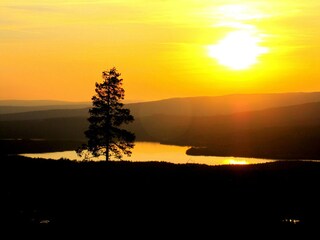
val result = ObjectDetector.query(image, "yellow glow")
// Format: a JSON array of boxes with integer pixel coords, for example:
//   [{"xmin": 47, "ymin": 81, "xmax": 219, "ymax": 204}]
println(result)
[
  {"xmin": 224, "ymin": 158, "xmax": 248, "ymax": 165},
  {"xmin": 216, "ymin": 4, "xmax": 269, "ymax": 21},
  {"xmin": 1, "ymin": 1, "xmax": 320, "ymax": 101},
  {"xmin": 208, "ymin": 30, "xmax": 269, "ymax": 70}
]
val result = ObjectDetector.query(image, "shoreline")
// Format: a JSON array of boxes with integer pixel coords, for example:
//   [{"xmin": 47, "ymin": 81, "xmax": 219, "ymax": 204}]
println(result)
[
  {"xmin": 2, "ymin": 139, "xmax": 320, "ymax": 162},
  {"xmin": 186, "ymin": 146, "xmax": 320, "ymax": 161}
]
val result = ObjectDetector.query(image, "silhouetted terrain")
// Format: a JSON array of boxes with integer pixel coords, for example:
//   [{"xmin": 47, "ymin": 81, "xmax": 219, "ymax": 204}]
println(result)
[
  {"xmin": 2, "ymin": 93, "xmax": 320, "ymax": 236},
  {"xmin": 0, "ymin": 117, "xmax": 87, "ymax": 141},
  {"xmin": 0, "ymin": 100, "xmax": 89, "ymax": 106},
  {"xmin": 128, "ymin": 92, "xmax": 320, "ymax": 118},
  {"xmin": 167, "ymin": 102, "xmax": 320, "ymax": 159},
  {"xmin": 3, "ymin": 102, "xmax": 320, "ymax": 159},
  {"xmin": 0, "ymin": 108, "xmax": 89, "ymax": 121},
  {"xmin": 2, "ymin": 92, "xmax": 320, "ymax": 116},
  {"xmin": 2, "ymin": 155, "xmax": 319, "ymax": 237},
  {"xmin": 1, "ymin": 92, "xmax": 320, "ymax": 160},
  {"xmin": 0, "ymin": 100, "xmax": 90, "ymax": 114},
  {"xmin": 0, "ymin": 139, "xmax": 83, "ymax": 154}
]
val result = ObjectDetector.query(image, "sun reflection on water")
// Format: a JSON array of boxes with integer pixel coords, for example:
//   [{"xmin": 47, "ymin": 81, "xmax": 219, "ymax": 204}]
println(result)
[
  {"xmin": 20, "ymin": 142, "xmax": 276, "ymax": 166},
  {"xmin": 224, "ymin": 158, "xmax": 249, "ymax": 165}
]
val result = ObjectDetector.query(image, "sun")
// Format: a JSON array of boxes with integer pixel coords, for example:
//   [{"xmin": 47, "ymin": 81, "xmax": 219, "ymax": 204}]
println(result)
[{"xmin": 208, "ymin": 30, "xmax": 269, "ymax": 70}]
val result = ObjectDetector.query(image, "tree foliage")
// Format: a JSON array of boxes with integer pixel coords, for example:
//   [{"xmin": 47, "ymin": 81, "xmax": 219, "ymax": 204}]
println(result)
[{"xmin": 77, "ymin": 67, "xmax": 135, "ymax": 161}]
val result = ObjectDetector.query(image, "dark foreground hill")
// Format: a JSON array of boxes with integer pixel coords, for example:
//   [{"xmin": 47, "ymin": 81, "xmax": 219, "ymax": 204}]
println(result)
[{"xmin": 2, "ymin": 155, "xmax": 320, "ymax": 236}]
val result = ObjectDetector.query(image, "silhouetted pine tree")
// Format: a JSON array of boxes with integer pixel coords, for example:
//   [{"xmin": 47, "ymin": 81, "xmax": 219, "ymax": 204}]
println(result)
[{"xmin": 77, "ymin": 67, "xmax": 135, "ymax": 161}]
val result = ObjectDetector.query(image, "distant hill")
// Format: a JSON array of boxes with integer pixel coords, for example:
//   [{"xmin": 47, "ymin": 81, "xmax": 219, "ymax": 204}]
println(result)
[
  {"xmin": 0, "ymin": 108, "xmax": 89, "ymax": 121},
  {"xmin": 0, "ymin": 99, "xmax": 135, "ymax": 114},
  {"xmin": 1, "ymin": 101, "xmax": 319, "ymax": 142},
  {"xmin": 129, "ymin": 101, "xmax": 320, "ymax": 143},
  {"xmin": 2, "ymin": 91, "xmax": 320, "ymax": 119},
  {"xmin": 0, "ymin": 105, "xmax": 91, "ymax": 116},
  {"xmin": 0, "ymin": 117, "xmax": 88, "ymax": 140},
  {"xmin": 1, "ymin": 98, "xmax": 320, "ymax": 159},
  {"xmin": 0, "ymin": 100, "xmax": 90, "ymax": 106},
  {"xmin": 127, "ymin": 92, "xmax": 320, "ymax": 118}
]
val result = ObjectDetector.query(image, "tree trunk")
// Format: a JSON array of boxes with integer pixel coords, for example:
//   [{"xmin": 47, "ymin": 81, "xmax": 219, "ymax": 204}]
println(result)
[
  {"xmin": 106, "ymin": 144, "xmax": 109, "ymax": 161},
  {"xmin": 106, "ymin": 79, "xmax": 111, "ymax": 161}
]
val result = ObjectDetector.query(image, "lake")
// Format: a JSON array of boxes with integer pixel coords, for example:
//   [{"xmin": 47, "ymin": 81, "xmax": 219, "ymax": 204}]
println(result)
[{"xmin": 21, "ymin": 141, "xmax": 277, "ymax": 166}]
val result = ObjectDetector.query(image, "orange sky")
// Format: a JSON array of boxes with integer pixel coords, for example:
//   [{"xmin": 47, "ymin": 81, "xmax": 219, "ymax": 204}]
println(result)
[{"xmin": 1, "ymin": 0, "xmax": 320, "ymax": 102}]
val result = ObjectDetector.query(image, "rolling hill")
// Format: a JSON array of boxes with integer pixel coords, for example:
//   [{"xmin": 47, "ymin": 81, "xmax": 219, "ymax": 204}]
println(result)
[
  {"xmin": 1, "ymin": 92, "xmax": 320, "ymax": 159},
  {"xmin": 0, "ymin": 108, "xmax": 89, "ymax": 121},
  {"xmin": 129, "ymin": 101, "xmax": 320, "ymax": 144},
  {"xmin": 127, "ymin": 92, "xmax": 320, "ymax": 118},
  {"xmin": 0, "ymin": 100, "xmax": 90, "ymax": 115},
  {"xmin": 1, "ymin": 91, "xmax": 320, "ymax": 120}
]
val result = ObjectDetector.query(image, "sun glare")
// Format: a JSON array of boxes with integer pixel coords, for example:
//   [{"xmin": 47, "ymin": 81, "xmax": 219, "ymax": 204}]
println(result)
[
  {"xmin": 207, "ymin": 4, "xmax": 270, "ymax": 70},
  {"xmin": 208, "ymin": 30, "xmax": 269, "ymax": 70},
  {"xmin": 217, "ymin": 4, "xmax": 268, "ymax": 21}
]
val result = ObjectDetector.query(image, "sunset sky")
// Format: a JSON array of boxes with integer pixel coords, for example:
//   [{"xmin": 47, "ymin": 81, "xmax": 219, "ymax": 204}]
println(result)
[{"xmin": 1, "ymin": 0, "xmax": 320, "ymax": 102}]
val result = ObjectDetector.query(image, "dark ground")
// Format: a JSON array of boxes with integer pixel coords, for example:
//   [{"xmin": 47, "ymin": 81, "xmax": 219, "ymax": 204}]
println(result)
[{"xmin": 1, "ymin": 154, "xmax": 320, "ymax": 237}]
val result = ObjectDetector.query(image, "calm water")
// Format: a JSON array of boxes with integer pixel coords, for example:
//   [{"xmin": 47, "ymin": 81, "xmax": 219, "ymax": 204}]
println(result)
[{"xmin": 21, "ymin": 141, "xmax": 277, "ymax": 166}]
